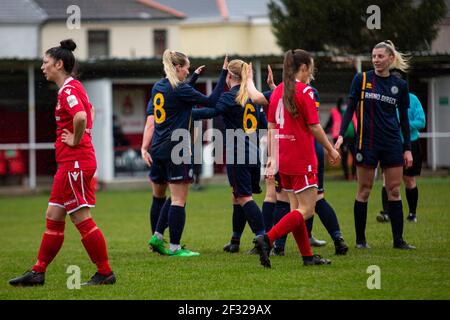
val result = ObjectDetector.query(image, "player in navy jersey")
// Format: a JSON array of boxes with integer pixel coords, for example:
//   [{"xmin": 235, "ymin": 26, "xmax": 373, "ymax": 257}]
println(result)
[
  {"xmin": 141, "ymin": 64, "xmax": 205, "ymax": 249},
  {"xmin": 146, "ymin": 50, "xmax": 228, "ymax": 257},
  {"xmin": 335, "ymin": 40, "xmax": 416, "ymax": 250},
  {"xmin": 376, "ymin": 70, "xmax": 426, "ymax": 224},
  {"xmin": 246, "ymin": 64, "xmax": 348, "ymax": 256},
  {"xmin": 192, "ymin": 59, "xmax": 266, "ymax": 252}
]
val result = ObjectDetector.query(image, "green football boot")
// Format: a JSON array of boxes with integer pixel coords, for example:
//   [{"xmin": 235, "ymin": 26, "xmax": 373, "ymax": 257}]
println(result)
[
  {"xmin": 148, "ymin": 235, "xmax": 170, "ymax": 255},
  {"xmin": 168, "ymin": 248, "xmax": 200, "ymax": 257}
]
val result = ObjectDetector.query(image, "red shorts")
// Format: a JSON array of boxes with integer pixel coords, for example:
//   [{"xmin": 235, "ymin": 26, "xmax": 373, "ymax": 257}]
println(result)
[
  {"xmin": 279, "ymin": 172, "xmax": 318, "ymax": 194},
  {"xmin": 49, "ymin": 167, "xmax": 96, "ymax": 214}
]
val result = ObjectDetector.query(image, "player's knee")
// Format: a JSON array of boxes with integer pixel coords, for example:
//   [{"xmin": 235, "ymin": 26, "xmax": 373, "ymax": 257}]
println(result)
[
  {"xmin": 46, "ymin": 206, "xmax": 66, "ymax": 221},
  {"xmin": 357, "ymin": 185, "xmax": 372, "ymax": 202},
  {"xmin": 302, "ymin": 209, "xmax": 314, "ymax": 220},
  {"xmin": 403, "ymin": 176, "xmax": 416, "ymax": 189},
  {"xmin": 387, "ymin": 186, "xmax": 401, "ymax": 200}
]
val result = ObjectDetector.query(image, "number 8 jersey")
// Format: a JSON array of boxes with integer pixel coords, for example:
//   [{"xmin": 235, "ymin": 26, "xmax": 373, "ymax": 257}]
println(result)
[
  {"xmin": 146, "ymin": 70, "xmax": 227, "ymax": 161},
  {"xmin": 267, "ymin": 81, "xmax": 320, "ymax": 175}
]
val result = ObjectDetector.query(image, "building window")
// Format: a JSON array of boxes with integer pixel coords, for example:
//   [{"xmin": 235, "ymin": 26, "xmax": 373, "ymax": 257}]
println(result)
[
  {"xmin": 153, "ymin": 29, "xmax": 167, "ymax": 57},
  {"xmin": 88, "ymin": 30, "xmax": 109, "ymax": 58}
]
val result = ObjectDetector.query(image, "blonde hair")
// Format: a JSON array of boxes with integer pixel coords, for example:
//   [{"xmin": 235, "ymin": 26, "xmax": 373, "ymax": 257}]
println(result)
[
  {"xmin": 228, "ymin": 59, "xmax": 249, "ymax": 106},
  {"xmin": 374, "ymin": 40, "xmax": 410, "ymax": 73},
  {"xmin": 162, "ymin": 49, "xmax": 188, "ymax": 88}
]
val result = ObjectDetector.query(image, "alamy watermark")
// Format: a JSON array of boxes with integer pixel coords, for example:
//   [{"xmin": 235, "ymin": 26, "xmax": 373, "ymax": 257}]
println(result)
[
  {"xmin": 66, "ymin": 5, "xmax": 81, "ymax": 30},
  {"xmin": 66, "ymin": 265, "xmax": 81, "ymax": 289},
  {"xmin": 169, "ymin": 122, "xmax": 279, "ymax": 170},
  {"xmin": 366, "ymin": 265, "xmax": 381, "ymax": 290},
  {"xmin": 366, "ymin": 5, "xmax": 381, "ymax": 30}
]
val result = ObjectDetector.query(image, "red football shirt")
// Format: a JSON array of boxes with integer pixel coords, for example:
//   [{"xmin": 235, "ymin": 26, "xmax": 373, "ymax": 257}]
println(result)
[
  {"xmin": 54, "ymin": 77, "xmax": 96, "ymax": 169},
  {"xmin": 268, "ymin": 81, "xmax": 319, "ymax": 175}
]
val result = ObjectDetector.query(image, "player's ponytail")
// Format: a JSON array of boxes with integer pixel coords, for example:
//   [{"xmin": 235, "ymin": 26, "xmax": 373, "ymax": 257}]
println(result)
[
  {"xmin": 374, "ymin": 40, "xmax": 410, "ymax": 73},
  {"xmin": 228, "ymin": 59, "xmax": 249, "ymax": 106},
  {"xmin": 162, "ymin": 49, "xmax": 188, "ymax": 88},
  {"xmin": 282, "ymin": 49, "xmax": 313, "ymax": 118}
]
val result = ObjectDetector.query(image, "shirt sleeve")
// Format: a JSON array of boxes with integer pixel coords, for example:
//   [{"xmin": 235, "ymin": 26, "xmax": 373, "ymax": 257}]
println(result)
[
  {"xmin": 192, "ymin": 106, "xmax": 221, "ymax": 120},
  {"xmin": 176, "ymin": 69, "xmax": 227, "ymax": 107},
  {"xmin": 349, "ymin": 73, "xmax": 363, "ymax": 101},
  {"xmin": 188, "ymin": 72, "xmax": 199, "ymax": 87},
  {"xmin": 61, "ymin": 88, "xmax": 86, "ymax": 117},
  {"xmin": 146, "ymin": 89, "xmax": 155, "ymax": 116},
  {"xmin": 339, "ymin": 73, "xmax": 362, "ymax": 136},
  {"xmin": 409, "ymin": 94, "xmax": 426, "ymax": 130},
  {"xmin": 262, "ymin": 90, "xmax": 272, "ymax": 104},
  {"xmin": 267, "ymin": 89, "xmax": 278, "ymax": 124},
  {"xmin": 297, "ymin": 87, "xmax": 319, "ymax": 125},
  {"xmin": 398, "ymin": 82, "xmax": 411, "ymax": 151}
]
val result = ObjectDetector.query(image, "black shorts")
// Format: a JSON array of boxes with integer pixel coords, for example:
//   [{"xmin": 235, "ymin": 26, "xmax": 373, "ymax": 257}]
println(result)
[
  {"xmin": 226, "ymin": 165, "xmax": 262, "ymax": 198},
  {"xmin": 404, "ymin": 140, "xmax": 422, "ymax": 177},
  {"xmin": 355, "ymin": 145, "xmax": 404, "ymax": 169},
  {"xmin": 149, "ymin": 158, "xmax": 193, "ymax": 184}
]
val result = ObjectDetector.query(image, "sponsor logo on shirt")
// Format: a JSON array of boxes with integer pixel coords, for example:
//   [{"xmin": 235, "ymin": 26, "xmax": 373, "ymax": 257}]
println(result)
[
  {"xmin": 391, "ymin": 86, "xmax": 399, "ymax": 95},
  {"xmin": 275, "ymin": 134, "xmax": 296, "ymax": 141},
  {"xmin": 366, "ymin": 83, "xmax": 373, "ymax": 89},
  {"xmin": 364, "ymin": 92, "xmax": 397, "ymax": 105},
  {"xmin": 308, "ymin": 91, "xmax": 315, "ymax": 100},
  {"xmin": 55, "ymin": 116, "xmax": 60, "ymax": 121},
  {"xmin": 67, "ymin": 95, "xmax": 79, "ymax": 108},
  {"xmin": 64, "ymin": 88, "xmax": 72, "ymax": 95},
  {"xmin": 356, "ymin": 153, "xmax": 363, "ymax": 162}
]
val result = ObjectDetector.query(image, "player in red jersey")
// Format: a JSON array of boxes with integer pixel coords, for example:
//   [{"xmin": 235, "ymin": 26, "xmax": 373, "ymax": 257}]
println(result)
[
  {"xmin": 253, "ymin": 49, "xmax": 340, "ymax": 268},
  {"xmin": 9, "ymin": 39, "xmax": 115, "ymax": 287}
]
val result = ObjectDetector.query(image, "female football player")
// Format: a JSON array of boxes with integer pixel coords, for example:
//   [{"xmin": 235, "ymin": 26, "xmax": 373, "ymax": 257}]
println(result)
[
  {"xmin": 335, "ymin": 40, "xmax": 415, "ymax": 250},
  {"xmin": 10, "ymin": 39, "xmax": 115, "ymax": 286}
]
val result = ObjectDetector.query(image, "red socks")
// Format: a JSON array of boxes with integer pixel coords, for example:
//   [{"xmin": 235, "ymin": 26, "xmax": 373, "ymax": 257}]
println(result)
[
  {"xmin": 33, "ymin": 219, "xmax": 65, "ymax": 273},
  {"xmin": 267, "ymin": 210, "xmax": 312, "ymax": 257},
  {"xmin": 76, "ymin": 218, "xmax": 112, "ymax": 276}
]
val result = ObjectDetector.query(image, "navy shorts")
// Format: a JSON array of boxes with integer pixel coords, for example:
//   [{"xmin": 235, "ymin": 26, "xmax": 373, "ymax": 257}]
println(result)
[
  {"xmin": 226, "ymin": 165, "xmax": 262, "ymax": 198},
  {"xmin": 314, "ymin": 140, "xmax": 324, "ymax": 194},
  {"xmin": 149, "ymin": 158, "xmax": 193, "ymax": 184},
  {"xmin": 404, "ymin": 140, "xmax": 422, "ymax": 177},
  {"xmin": 354, "ymin": 145, "xmax": 404, "ymax": 169}
]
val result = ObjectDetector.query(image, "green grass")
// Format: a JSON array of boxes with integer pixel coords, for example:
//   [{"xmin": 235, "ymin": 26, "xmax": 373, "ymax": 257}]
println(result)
[{"xmin": 1, "ymin": 178, "xmax": 449, "ymax": 300}]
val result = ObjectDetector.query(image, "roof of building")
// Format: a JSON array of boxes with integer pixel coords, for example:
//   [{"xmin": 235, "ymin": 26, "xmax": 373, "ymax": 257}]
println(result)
[
  {"xmin": 155, "ymin": 0, "xmax": 273, "ymax": 22},
  {"xmin": 31, "ymin": 0, "xmax": 183, "ymax": 21},
  {"xmin": 0, "ymin": 0, "xmax": 47, "ymax": 24}
]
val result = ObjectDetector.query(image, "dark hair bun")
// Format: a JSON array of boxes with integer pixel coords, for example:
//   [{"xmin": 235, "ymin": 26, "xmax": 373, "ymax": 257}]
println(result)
[{"xmin": 60, "ymin": 39, "xmax": 77, "ymax": 52}]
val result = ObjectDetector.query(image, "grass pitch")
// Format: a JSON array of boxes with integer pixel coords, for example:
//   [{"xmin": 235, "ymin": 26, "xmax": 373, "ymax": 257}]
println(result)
[{"xmin": 0, "ymin": 178, "xmax": 449, "ymax": 300}]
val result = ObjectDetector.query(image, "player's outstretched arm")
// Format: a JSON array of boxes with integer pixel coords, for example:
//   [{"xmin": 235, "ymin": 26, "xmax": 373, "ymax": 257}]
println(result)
[{"xmin": 246, "ymin": 62, "xmax": 269, "ymax": 106}]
